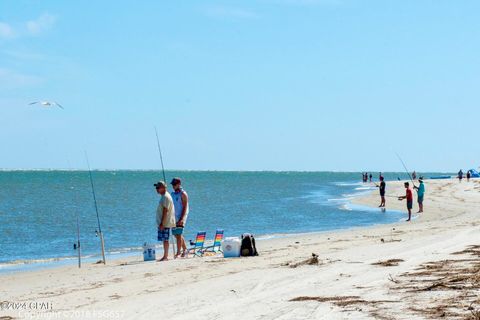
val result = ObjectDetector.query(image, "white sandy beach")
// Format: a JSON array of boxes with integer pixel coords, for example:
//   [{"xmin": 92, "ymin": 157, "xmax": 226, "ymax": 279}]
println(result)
[{"xmin": 1, "ymin": 179, "xmax": 479, "ymax": 320}]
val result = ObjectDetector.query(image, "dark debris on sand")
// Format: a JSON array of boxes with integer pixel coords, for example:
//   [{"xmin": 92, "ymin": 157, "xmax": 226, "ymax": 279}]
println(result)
[
  {"xmin": 393, "ymin": 245, "xmax": 480, "ymax": 319},
  {"xmin": 284, "ymin": 253, "xmax": 321, "ymax": 268},
  {"xmin": 289, "ymin": 245, "xmax": 480, "ymax": 319},
  {"xmin": 371, "ymin": 259, "xmax": 404, "ymax": 267}
]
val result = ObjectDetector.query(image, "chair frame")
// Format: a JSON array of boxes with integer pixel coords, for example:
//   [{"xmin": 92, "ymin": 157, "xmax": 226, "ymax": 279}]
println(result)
[
  {"xmin": 202, "ymin": 229, "xmax": 224, "ymax": 254},
  {"xmin": 187, "ymin": 231, "xmax": 207, "ymax": 257}
]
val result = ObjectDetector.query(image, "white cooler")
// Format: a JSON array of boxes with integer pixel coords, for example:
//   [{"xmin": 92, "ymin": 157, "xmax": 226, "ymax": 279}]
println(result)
[
  {"xmin": 143, "ymin": 243, "xmax": 156, "ymax": 261},
  {"xmin": 221, "ymin": 237, "xmax": 241, "ymax": 258}
]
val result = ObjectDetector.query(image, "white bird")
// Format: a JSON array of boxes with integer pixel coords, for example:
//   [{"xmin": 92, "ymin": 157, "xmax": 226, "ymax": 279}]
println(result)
[{"xmin": 29, "ymin": 101, "xmax": 64, "ymax": 109}]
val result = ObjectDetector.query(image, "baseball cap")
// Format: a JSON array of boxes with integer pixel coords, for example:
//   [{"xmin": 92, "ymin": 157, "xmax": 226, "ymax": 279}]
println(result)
[
  {"xmin": 154, "ymin": 181, "xmax": 166, "ymax": 188},
  {"xmin": 170, "ymin": 178, "xmax": 181, "ymax": 185}
]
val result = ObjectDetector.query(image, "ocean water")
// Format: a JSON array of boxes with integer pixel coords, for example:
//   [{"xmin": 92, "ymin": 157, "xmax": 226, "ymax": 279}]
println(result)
[{"xmin": 0, "ymin": 171, "xmax": 445, "ymax": 271}]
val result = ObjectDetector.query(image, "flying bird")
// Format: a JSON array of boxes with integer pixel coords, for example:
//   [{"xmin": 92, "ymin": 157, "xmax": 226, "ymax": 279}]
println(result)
[{"xmin": 29, "ymin": 101, "xmax": 64, "ymax": 109}]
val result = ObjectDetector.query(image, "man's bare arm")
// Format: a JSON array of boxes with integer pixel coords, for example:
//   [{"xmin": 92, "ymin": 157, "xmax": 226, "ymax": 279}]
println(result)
[{"xmin": 179, "ymin": 192, "xmax": 189, "ymax": 224}]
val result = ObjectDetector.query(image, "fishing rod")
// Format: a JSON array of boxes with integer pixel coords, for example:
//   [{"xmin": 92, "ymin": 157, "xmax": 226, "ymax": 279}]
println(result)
[
  {"xmin": 154, "ymin": 127, "xmax": 176, "ymax": 258},
  {"xmin": 85, "ymin": 151, "xmax": 106, "ymax": 265},
  {"xmin": 395, "ymin": 152, "xmax": 416, "ymax": 188},
  {"xmin": 154, "ymin": 126, "xmax": 167, "ymax": 183}
]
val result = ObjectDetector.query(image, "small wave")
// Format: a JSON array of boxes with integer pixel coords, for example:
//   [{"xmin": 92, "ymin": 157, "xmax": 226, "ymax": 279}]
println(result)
[
  {"xmin": 339, "ymin": 204, "xmax": 353, "ymax": 211},
  {"xmin": 354, "ymin": 186, "xmax": 376, "ymax": 190},
  {"xmin": 327, "ymin": 198, "xmax": 350, "ymax": 202},
  {"xmin": 0, "ymin": 256, "xmax": 80, "ymax": 266},
  {"xmin": 256, "ymin": 234, "xmax": 276, "ymax": 241},
  {"xmin": 333, "ymin": 182, "xmax": 363, "ymax": 186}
]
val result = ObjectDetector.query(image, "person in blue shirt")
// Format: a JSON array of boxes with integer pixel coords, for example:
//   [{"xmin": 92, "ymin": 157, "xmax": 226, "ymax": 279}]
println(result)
[{"xmin": 413, "ymin": 178, "xmax": 425, "ymax": 213}]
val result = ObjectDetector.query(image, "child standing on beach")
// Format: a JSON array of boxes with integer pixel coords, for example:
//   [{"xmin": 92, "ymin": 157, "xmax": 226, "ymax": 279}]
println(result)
[{"xmin": 398, "ymin": 182, "xmax": 413, "ymax": 222}]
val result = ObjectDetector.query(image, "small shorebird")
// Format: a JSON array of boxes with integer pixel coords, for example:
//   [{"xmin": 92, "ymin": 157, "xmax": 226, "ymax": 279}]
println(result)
[{"xmin": 29, "ymin": 101, "xmax": 64, "ymax": 109}]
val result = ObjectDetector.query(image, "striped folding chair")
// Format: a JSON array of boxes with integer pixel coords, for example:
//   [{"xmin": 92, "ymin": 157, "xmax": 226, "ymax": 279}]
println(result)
[
  {"xmin": 202, "ymin": 229, "xmax": 224, "ymax": 254},
  {"xmin": 187, "ymin": 231, "xmax": 206, "ymax": 257}
]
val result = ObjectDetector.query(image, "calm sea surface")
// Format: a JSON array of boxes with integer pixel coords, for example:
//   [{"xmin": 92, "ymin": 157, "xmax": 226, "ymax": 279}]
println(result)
[{"xmin": 0, "ymin": 171, "xmax": 446, "ymax": 271}]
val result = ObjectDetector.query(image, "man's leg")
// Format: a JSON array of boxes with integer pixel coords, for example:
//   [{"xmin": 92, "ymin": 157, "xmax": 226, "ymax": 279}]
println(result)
[
  {"xmin": 175, "ymin": 235, "xmax": 182, "ymax": 258},
  {"xmin": 160, "ymin": 240, "xmax": 169, "ymax": 261},
  {"xmin": 407, "ymin": 208, "xmax": 411, "ymax": 221},
  {"xmin": 181, "ymin": 236, "xmax": 187, "ymax": 252}
]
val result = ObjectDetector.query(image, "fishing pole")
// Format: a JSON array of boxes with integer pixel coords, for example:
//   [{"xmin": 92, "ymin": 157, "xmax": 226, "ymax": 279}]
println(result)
[
  {"xmin": 85, "ymin": 151, "xmax": 106, "ymax": 265},
  {"xmin": 154, "ymin": 126, "xmax": 167, "ymax": 183},
  {"xmin": 154, "ymin": 127, "xmax": 176, "ymax": 258},
  {"xmin": 395, "ymin": 152, "xmax": 416, "ymax": 188}
]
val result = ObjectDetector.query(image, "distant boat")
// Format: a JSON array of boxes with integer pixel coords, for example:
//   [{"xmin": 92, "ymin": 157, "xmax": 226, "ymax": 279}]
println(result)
[{"xmin": 429, "ymin": 175, "xmax": 451, "ymax": 180}]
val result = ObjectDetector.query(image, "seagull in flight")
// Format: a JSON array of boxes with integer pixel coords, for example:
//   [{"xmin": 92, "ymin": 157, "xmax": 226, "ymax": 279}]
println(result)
[{"xmin": 29, "ymin": 101, "xmax": 64, "ymax": 109}]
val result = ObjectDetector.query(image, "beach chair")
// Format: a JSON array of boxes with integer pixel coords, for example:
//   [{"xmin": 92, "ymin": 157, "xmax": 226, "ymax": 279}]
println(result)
[
  {"xmin": 187, "ymin": 231, "xmax": 206, "ymax": 257},
  {"xmin": 202, "ymin": 229, "xmax": 224, "ymax": 254}
]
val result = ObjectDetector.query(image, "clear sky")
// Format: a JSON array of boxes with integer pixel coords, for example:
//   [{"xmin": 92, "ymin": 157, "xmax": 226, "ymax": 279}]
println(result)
[{"xmin": 1, "ymin": 1, "xmax": 479, "ymax": 171}]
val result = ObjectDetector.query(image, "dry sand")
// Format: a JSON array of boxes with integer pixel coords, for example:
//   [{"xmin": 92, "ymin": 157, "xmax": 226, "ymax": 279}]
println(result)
[{"xmin": 1, "ymin": 179, "xmax": 479, "ymax": 320}]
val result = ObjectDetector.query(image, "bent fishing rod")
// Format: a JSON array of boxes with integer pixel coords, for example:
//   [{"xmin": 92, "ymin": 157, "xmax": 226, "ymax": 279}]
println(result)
[
  {"xmin": 395, "ymin": 152, "xmax": 416, "ymax": 188},
  {"xmin": 154, "ymin": 126, "xmax": 167, "ymax": 183},
  {"xmin": 85, "ymin": 151, "xmax": 106, "ymax": 264}
]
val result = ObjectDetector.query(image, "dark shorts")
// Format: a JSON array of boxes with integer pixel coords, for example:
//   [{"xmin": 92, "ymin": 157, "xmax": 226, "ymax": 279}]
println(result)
[
  {"xmin": 172, "ymin": 227, "xmax": 184, "ymax": 236},
  {"xmin": 407, "ymin": 200, "xmax": 413, "ymax": 209},
  {"xmin": 380, "ymin": 191, "xmax": 385, "ymax": 197},
  {"xmin": 418, "ymin": 195, "xmax": 424, "ymax": 204},
  {"xmin": 157, "ymin": 228, "xmax": 171, "ymax": 242}
]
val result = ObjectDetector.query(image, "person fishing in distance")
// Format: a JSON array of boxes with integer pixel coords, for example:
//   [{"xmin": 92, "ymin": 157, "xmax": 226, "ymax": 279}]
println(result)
[
  {"xmin": 376, "ymin": 176, "xmax": 386, "ymax": 208},
  {"xmin": 398, "ymin": 182, "xmax": 413, "ymax": 222},
  {"xmin": 413, "ymin": 178, "xmax": 425, "ymax": 213}
]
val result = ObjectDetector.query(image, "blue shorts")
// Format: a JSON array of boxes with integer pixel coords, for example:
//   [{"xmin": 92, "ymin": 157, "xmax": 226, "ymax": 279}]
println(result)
[
  {"xmin": 418, "ymin": 195, "xmax": 424, "ymax": 204},
  {"xmin": 172, "ymin": 227, "xmax": 184, "ymax": 236},
  {"xmin": 157, "ymin": 228, "xmax": 171, "ymax": 242}
]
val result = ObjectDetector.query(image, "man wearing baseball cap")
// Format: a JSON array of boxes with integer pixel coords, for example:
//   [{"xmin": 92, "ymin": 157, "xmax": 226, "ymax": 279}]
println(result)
[
  {"xmin": 170, "ymin": 177, "xmax": 189, "ymax": 258},
  {"xmin": 414, "ymin": 178, "xmax": 425, "ymax": 213},
  {"xmin": 154, "ymin": 181, "xmax": 176, "ymax": 261}
]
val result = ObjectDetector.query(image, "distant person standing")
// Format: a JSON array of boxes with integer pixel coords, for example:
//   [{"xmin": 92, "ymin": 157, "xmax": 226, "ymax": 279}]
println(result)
[
  {"xmin": 412, "ymin": 171, "xmax": 417, "ymax": 180},
  {"xmin": 369, "ymin": 173, "xmax": 372, "ymax": 182},
  {"xmin": 398, "ymin": 182, "xmax": 413, "ymax": 222},
  {"xmin": 414, "ymin": 179, "xmax": 425, "ymax": 213},
  {"xmin": 170, "ymin": 178, "xmax": 189, "ymax": 258},
  {"xmin": 458, "ymin": 169, "xmax": 464, "ymax": 182},
  {"xmin": 154, "ymin": 181, "xmax": 176, "ymax": 261},
  {"xmin": 377, "ymin": 176, "xmax": 386, "ymax": 207},
  {"xmin": 466, "ymin": 171, "xmax": 471, "ymax": 182}
]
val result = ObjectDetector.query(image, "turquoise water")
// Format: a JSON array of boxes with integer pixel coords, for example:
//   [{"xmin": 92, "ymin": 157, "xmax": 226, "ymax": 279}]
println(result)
[{"xmin": 0, "ymin": 171, "xmax": 445, "ymax": 271}]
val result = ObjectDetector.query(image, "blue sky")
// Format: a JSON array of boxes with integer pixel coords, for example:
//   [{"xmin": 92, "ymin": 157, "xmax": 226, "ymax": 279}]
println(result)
[{"xmin": 1, "ymin": 0, "xmax": 479, "ymax": 171}]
